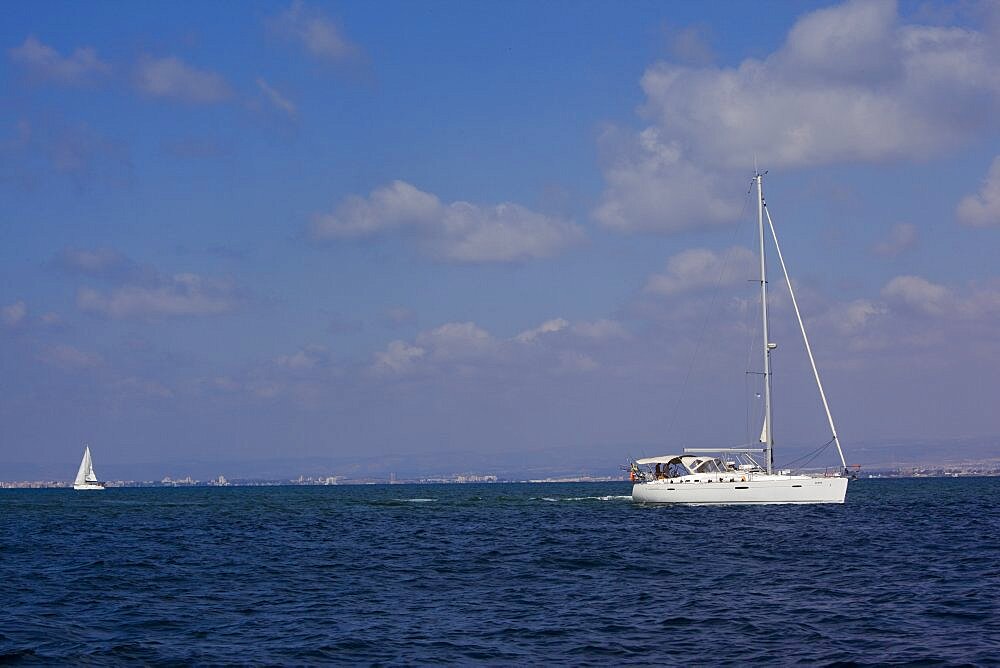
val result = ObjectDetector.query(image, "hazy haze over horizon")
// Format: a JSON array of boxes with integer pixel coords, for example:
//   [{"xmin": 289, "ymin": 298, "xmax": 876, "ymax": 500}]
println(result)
[{"xmin": 3, "ymin": 0, "xmax": 1000, "ymax": 479}]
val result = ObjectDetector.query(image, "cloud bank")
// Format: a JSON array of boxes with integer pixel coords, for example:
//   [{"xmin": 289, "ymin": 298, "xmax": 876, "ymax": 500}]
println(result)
[
  {"xmin": 310, "ymin": 180, "xmax": 584, "ymax": 262},
  {"xmin": 645, "ymin": 247, "xmax": 756, "ymax": 296},
  {"xmin": 957, "ymin": 156, "xmax": 1000, "ymax": 227},
  {"xmin": 135, "ymin": 56, "xmax": 231, "ymax": 104},
  {"xmin": 269, "ymin": 1, "xmax": 361, "ymax": 63},
  {"xmin": 596, "ymin": 0, "xmax": 1000, "ymax": 233},
  {"xmin": 61, "ymin": 248, "xmax": 243, "ymax": 320},
  {"xmin": 2, "ymin": 301, "xmax": 27, "ymax": 327},
  {"xmin": 873, "ymin": 223, "xmax": 918, "ymax": 257},
  {"xmin": 9, "ymin": 36, "xmax": 110, "ymax": 85}
]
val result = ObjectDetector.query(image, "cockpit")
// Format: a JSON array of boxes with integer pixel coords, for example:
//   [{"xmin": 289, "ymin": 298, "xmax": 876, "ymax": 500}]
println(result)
[{"xmin": 636, "ymin": 455, "xmax": 736, "ymax": 479}]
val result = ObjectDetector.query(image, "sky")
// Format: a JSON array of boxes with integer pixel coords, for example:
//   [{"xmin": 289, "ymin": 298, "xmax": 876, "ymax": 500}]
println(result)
[{"xmin": 2, "ymin": 0, "xmax": 1000, "ymax": 479}]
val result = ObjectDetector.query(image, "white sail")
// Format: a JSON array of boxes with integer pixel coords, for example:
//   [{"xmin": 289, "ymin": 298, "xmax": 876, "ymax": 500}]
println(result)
[
  {"xmin": 74, "ymin": 446, "xmax": 92, "ymax": 486},
  {"xmin": 759, "ymin": 420, "xmax": 769, "ymax": 445}
]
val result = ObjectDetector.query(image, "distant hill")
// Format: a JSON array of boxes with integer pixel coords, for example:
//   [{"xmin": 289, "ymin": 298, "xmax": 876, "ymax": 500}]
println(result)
[{"xmin": 4, "ymin": 435, "xmax": 998, "ymax": 483}]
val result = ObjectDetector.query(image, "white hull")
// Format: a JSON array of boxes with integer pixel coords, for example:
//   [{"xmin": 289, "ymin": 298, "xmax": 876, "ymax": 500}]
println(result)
[
  {"xmin": 73, "ymin": 482, "xmax": 105, "ymax": 490},
  {"xmin": 632, "ymin": 474, "xmax": 847, "ymax": 505}
]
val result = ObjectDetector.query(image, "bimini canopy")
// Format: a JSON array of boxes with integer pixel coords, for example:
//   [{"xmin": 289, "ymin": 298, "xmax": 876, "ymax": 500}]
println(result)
[
  {"xmin": 635, "ymin": 455, "xmax": 729, "ymax": 474},
  {"xmin": 635, "ymin": 455, "xmax": 684, "ymax": 465}
]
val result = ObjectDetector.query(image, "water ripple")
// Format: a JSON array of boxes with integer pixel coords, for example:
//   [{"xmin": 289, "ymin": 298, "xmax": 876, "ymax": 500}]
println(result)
[{"xmin": 1, "ymin": 478, "xmax": 999, "ymax": 664}]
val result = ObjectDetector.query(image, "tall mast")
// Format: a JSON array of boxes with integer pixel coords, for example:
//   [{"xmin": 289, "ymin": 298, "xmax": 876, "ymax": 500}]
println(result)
[
  {"xmin": 764, "ymin": 205, "xmax": 848, "ymax": 471},
  {"xmin": 757, "ymin": 172, "xmax": 774, "ymax": 474}
]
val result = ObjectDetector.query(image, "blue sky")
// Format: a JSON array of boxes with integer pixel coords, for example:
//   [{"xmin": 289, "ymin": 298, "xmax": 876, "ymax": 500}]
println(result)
[{"xmin": 3, "ymin": 0, "xmax": 1000, "ymax": 478}]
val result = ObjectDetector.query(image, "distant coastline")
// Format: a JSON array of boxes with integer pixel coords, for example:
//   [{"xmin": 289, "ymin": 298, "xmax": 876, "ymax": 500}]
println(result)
[{"xmin": 3, "ymin": 465, "xmax": 999, "ymax": 489}]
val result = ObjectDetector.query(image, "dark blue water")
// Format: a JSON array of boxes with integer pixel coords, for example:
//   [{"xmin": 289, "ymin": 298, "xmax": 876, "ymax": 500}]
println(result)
[{"xmin": 2, "ymin": 478, "xmax": 999, "ymax": 665}]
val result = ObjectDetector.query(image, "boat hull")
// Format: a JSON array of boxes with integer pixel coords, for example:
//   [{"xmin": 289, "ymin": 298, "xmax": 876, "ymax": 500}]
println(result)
[
  {"xmin": 73, "ymin": 483, "xmax": 105, "ymax": 490},
  {"xmin": 632, "ymin": 475, "xmax": 847, "ymax": 504}
]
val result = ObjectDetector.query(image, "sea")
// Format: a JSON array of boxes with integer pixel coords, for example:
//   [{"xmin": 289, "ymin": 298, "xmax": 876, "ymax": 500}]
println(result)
[{"xmin": 2, "ymin": 477, "xmax": 998, "ymax": 665}]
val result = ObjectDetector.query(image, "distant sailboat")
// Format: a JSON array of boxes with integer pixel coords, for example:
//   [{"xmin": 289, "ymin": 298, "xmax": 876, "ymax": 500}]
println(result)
[{"xmin": 73, "ymin": 445, "xmax": 105, "ymax": 490}]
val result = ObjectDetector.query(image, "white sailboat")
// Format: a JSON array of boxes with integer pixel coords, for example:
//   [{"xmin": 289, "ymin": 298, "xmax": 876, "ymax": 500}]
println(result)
[
  {"xmin": 630, "ymin": 171, "xmax": 850, "ymax": 504},
  {"xmin": 73, "ymin": 445, "xmax": 105, "ymax": 490}
]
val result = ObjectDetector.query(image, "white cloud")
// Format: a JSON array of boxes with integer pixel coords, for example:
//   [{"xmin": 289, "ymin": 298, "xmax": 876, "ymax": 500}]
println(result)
[
  {"xmin": 416, "ymin": 322, "xmax": 496, "ymax": 362},
  {"xmin": 269, "ymin": 1, "xmax": 360, "ymax": 62},
  {"xmin": 805, "ymin": 277, "xmax": 1000, "ymax": 358},
  {"xmin": 9, "ymin": 36, "xmax": 110, "ymax": 84},
  {"xmin": 40, "ymin": 312, "xmax": 62, "ymax": 327},
  {"xmin": 135, "ymin": 56, "xmax": 231, "ymax": 104},
  {"xmin": 256, "ymin": 78, "xmax": 297, "ymax": 118},
  {"xmin": 873, "ymin": 223, "xmax": 918, "ymax": 257},
  {"xmin": 516, "ymin": 318, "xmax": 569, "ymax": 343},
  {"xmin": 4, "ymin": 121, "xmax": 132, "ymax": 189},
  {"xmin": 646, "ymin": 246, "xmax": 756, "ymax": 296},
  {"xmin": 810, "ymin": 276, "xmax": 1000, "ymax": 337},
  {"xmin": 641, "ymin": 1, "xmax": 1000, "ymax": 169},
  {"xmin": 817, "ymin": 298, "xmax": 886, "ymax": 336},
  {"xmin": 310, "ymin": 180, "xmax": 583, "ymax": 262},
  {"xmin": 64, "ymin": 249, "xmax": 242, "ymax": 320},
  {"xmin": 381, "ymin": 307, "xmax": 416, "ymax": 328},
  {"xmin": 114, "ymin": 377, "xmax": 174, "ymax": 399},
  {"xmin": 881, "ymin": 275, "xmax": 951, "ymax": 316},
  {"xmin": 311, "ymin": 180, "xmax": 440, "ymax": 238},
  {"xmin": 56, "ymin": 246, "xmax": 148, "ymax": 282},
  {"xmin": 593, "ymin": 127, "xmax": 741, "ymax": 233},
  {"xmin": 2, "ymin": 301, "xmax": 27, "ymax": 327},
  {"xmin": 957, "ymin": 156, "xmax": 1000, "ymax": 227},
  {"xmin": 571, "ymin": 319, "xmax": 629, "ymax": 341},
  {"xmin": 435, "ymin": 202, "xmax": 583, "ymax": 263},
  {"xmin": 77, "ymin": 273, "xmax": 240, "ymax": 319},
  {"xmin": 665, "ymin": 25, "xmax": 715, "ymax": 66},
  {"xmin": 955, "ymin": 281, "xmax": 1000, "ymax": 320},
  {"xmin": 193, "ymin": 345, "xmax": 338, "ymax": 405},
  {"xmin": 211, "ymin": 376, "xmax": 242, "ymax": 392},
  {"xmin": 779, "ymin": 0, "xmax": 900, "ymax": 85},
  {"xmin": 371, "ymin": 317, "xmax": 631, "ymax": 379},
  {"xmin": 59, "ymin": 247, "xmax": 124, "ymax": 273},
  {"xmin": 275, "ymin": 345, "xmax": 331, "ymax": 372},
  {"xmin": 40, "ymin": 344, "xmax": 102, "ymax": 370},
  {"xmin": 515, "ymin": 317, "xmax": 629, "ymax": 343},
  {"xmin": 48, "ymin": 125, "xmax": 130, "ymax": 183},
  {"xmin": 372, "ymin": 322, "xmax": 499, "ymax": 375},
  {"xmin": 597, "ymin": 0, "xmax": 1000, "ymax": 233},
  {"xmin": 557, "ymin": 351, "xmax": 599, "ymax": 373},
  {"xmin": 373, "ymin": 340, "xmax": 425, "ymax": 375}
]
